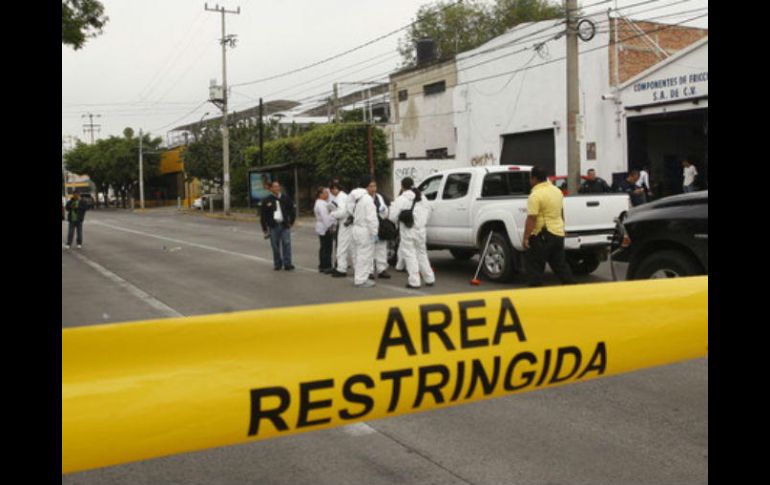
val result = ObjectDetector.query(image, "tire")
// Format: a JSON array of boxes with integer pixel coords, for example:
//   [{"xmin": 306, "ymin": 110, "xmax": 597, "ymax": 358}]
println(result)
[
  {"xmin": 450, "ymin": 249, "xmax": 476, "ymax": 261},
  {"xmin": 480, "ymin": 231, "xmax": 515, "ymax": 282},
  {"xmin": 567, "ymin": 253, "xmax": 601, "ymax": 275},
  {"xmin": 631, "ymin": 250, "xmax": 702, "ymax": 280}
]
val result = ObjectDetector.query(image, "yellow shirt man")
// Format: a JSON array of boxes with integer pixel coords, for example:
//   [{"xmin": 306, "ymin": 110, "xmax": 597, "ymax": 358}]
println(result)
[
  {"xmin": 522, "ymin": 167, "xmax": 575, "ymax": 286},
  {"xmin": 527, "ymin": 181, "xmax": 565, "ymax": 237}
]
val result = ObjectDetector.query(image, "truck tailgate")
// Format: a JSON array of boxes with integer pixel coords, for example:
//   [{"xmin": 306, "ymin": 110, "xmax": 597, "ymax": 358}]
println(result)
[{"xmin": 563, "ymin": 194, "xmax": 629, "ymax": 233}]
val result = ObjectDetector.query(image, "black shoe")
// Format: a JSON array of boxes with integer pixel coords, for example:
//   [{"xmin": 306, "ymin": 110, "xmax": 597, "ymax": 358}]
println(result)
[
  {"xmin": 405, "ymin": 284, "xmax": 421, "ymax": 289},
  {"xmin": 377, "ymin": 271, "xmax": 392, "ymax": 279},
  {"xmin": 426, "ymin": 282, "xmax": 435, "ymax": 287},
  {"xmin": 274, "ymin": 266, "xmax": 283, "ymax": 271},
  {"xmin": 330, "ymin": 270, "xmax": 347, "ymax": 277},
  {"xmin": 284, "ymin": 265, "xmax": 295, "ymax": 271},
  {"xmin": 320, "ymin": 268, "xmax": 334, "ymax": 274},
  {"xmin": 368, "ymin": 274, "xmax": 375, "ymax": 280}
]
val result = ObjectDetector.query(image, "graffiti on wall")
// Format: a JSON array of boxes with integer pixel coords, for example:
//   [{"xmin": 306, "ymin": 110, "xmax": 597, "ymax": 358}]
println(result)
[{"xmin": 471, "ymin": 152, "xmax": 496, "ymax": 166}]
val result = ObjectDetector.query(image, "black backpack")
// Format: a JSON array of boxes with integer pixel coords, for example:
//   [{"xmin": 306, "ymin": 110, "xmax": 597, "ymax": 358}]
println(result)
[
  {"xmin": 378, "ymin": 218, "xmax": 398, "ymax": 240},
  {"xmin": 397, "ymin": 198, "xmax": 418, "ymax": 228}
]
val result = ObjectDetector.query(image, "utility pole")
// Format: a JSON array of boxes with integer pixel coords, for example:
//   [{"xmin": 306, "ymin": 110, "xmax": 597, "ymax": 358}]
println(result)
[
  {"xmin": 139, "ymin": 129, "xmax": 145, "ymax": 210},
  {"xmin": 333, "ymin": 83, "xmax": 339, "ymax": 122},
  {"xmin": 565, "ymin": 0, "xmax": 581, "ymax": 196},
  {"xmin": 81, "ymin": 113, "xmax": 101, "ymax": 144},
  {"xmin": 205, "ymin": 3, "xmax": 240, "ymax": 215},
  {"xmin": 259, "ymin": 98, "xmax": 264, "ymax": 165}
]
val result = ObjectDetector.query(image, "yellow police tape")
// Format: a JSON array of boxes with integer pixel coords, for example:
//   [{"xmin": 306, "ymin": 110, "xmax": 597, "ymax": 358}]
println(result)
[{"xmin": 62, "ymin": 277, "xmax": 707, "ymax": 474}]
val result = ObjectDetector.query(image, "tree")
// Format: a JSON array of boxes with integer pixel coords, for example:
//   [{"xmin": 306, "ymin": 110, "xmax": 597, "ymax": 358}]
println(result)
[
  {"xmin": 398, "ymin": 0, "xmax": 495, "ymax": 67},
  {"xmin": 397, "ymin": 0, "xmax": 564, "ymax": 67},
  {"xmin": 491, "ymin": 0, "xmax": 564, "ymax": 34},
  {"xmin": 63, "ymin": 129, "xmax": 162, "ymax": 208},
  {"xmin": 62, "ymin": 0, "xmax": 109, "ymax": 50}
]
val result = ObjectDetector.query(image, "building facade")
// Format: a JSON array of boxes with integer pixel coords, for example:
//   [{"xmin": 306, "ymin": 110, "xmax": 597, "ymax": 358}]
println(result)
[{"xmin": 386, "ymin": 19, "xmax": 707, "ymax": 198}]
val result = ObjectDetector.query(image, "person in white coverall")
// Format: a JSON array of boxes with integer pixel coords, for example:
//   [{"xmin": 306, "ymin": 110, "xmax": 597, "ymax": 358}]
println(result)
[
  {"xmin": 347, "ymin": 176, "xmax": 380, "ymax": 288},
  {"xmin": 389, "ymin": 177, "xmax": 435, "ymax": 289},
  {"xmin": 371, "ymin": 191, "xmax": 392, "ymax": 279},
  {"xmin": 328, "ymin": 182, "xmax": 354, "ymax": 277}
]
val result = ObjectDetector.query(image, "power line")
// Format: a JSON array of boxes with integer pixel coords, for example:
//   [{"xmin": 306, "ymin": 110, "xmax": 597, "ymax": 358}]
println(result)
[
  {"xmin": 224, "ymin": 4, "xmax": 706, "ymax": 122},
  {"xmin": 132, "ymin": 10, "xmax": 208, "ymax": 104},
  {"xmin": 457, "ymin": 13, "xmax": 707, "ymax": 88},
  {"xmin": 149, "ymin": 100, "xmax": 209, "ymax": 133},
  {"xmin": 230, "ymin": 0, "xmax": 463, "ymax": 88}
]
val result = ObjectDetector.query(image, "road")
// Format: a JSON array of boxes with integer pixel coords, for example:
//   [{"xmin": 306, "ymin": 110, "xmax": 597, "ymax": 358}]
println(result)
[{"xmin": 62, "ymin": 208, "xmax": 707, "ymax": 484}]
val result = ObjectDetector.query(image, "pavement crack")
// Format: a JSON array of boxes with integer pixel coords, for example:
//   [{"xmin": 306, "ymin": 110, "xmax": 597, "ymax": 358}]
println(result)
[{"xmin": 367, "ymin": 425, "xmax": 477, "ymax": 485}]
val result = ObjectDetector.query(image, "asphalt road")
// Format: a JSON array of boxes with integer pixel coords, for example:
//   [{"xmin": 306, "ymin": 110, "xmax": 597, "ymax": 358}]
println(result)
[{"xmin": 62, "ymin": 208, "xmax": 707, "ymax": 484}]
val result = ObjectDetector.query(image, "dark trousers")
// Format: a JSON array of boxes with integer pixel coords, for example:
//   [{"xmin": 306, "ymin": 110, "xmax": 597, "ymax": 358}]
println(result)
[
  {"xmin": 67, "ymin": 221, "xmax": 83, "ymax": 245},
  {"xmin": 318, "ymin": 231, "xmax": 334, "ymax": 270},
  {"xmin": 525, "ymin": 230, "xmax": 576, "ymax": 287},
  {"xmin": 269, "ymin": 225, "xmax": 292, "ymax": 269}
]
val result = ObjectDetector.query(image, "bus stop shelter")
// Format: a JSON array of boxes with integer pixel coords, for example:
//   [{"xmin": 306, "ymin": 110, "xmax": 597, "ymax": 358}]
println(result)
[{"xmin": 248, "ymin": 163, "xmax": 300, "ymax": 210}]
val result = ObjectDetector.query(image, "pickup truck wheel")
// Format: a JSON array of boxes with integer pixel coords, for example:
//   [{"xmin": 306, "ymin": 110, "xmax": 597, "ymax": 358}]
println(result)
[
  {"xmin": 631, "ymin": 250, "xmax": 702, "ymax": 279},
  {"xmin": 567, "ymin": 253, "xmax": 601, "ymax": 275},
  {"xmin": 450, "ymin": 249, "xmax": 475, "ymax": 261},
  {"xmin": 480, "ymin": 232, "xmax": 515, "ymax": 282}
]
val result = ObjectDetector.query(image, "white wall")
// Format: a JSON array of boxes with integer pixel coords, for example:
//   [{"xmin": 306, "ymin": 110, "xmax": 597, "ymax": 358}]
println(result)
[
  {"xmin": 390, "ymin": 61, "xmax": 458, "ymax": 159},
  {"xmin": 454, "ymin": 21, "xmax": 625, "ymax": 181},
  {"xmin": 391, "ymin": 158, "xmax": 466, "ymax": 199}
]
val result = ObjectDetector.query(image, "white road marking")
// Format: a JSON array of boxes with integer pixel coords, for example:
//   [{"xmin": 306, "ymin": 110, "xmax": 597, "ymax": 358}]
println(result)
[
  {"xmin": 340, "ymin": 422, "xmax": 377, "ymax": 436},
  {"xmin": 90, "ymin": 220, "xmax": 427, "ymax": 296},
  {"xmin": 68, "ymin": 250, "xmax": 184, "ymax": 318}
]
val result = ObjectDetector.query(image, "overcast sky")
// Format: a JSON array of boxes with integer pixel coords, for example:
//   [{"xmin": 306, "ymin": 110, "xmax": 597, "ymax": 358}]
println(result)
[{"xmin": 61, "ymin": 0, "xmax": 707, "ymax": 145}]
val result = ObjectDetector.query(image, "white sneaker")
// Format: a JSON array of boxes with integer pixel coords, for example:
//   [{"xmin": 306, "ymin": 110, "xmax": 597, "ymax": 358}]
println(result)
[
  {"xmin": 354, "ymin": 280, "xmax": 376, "ymax": 288},
  {"xmin": 64, "ymin": 244, "xmax": 70, "ymax": 249},
  {"xmin": 77, "ymin": 245, "xmax": 82, "ymax": 249}
]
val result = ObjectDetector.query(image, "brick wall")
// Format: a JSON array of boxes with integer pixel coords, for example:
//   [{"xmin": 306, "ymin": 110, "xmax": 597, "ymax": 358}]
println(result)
[{"xmin": 608, "ymin": 20, "xmax": 708, "ymax": 86}]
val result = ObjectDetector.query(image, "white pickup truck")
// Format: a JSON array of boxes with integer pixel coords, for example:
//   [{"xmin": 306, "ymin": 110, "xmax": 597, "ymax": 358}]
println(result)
[{"xmin": 414, "ymin": 165, "xmax": 630, "ymax": 282}]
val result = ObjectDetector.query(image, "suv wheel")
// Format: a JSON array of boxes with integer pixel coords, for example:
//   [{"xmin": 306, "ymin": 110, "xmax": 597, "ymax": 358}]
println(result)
[
  {"xmin": 480, "ymin": 231, "xmax": 515, "ymax": 282},
  {"xmin": 631, "ymin": 250, "xmax": 702, "ymax": 279}
]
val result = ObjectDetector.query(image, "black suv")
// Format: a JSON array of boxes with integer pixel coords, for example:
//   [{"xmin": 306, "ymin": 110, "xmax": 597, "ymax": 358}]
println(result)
[{"xmin": 612, "ymin": 191, "xmax": 708, "ymax": 279}]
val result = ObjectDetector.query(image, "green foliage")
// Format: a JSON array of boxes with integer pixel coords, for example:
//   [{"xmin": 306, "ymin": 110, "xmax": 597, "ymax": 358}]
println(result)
[
  {"xmin": 298, "ymin": 124, "xmax": 389, "ymax": 189},
  {"xmin": 187, "ymin": 121, "xmax": 389, "ymax": 206},
  {"xmin": 183, "ymin": 123, "xmax": 224, "ymax": 185},
  {"xmin": 63, "ymin": 129, "xmax": 162, "ymax": 207},
  {"xmin": 62, "ymin": 0, "xmax": 109, "ymax": 50},
  {"xmin": 492, "ymin": 0, "xmax": 564, "ymax": 33},
  {"xmin": 398, "ymin": 0, "xmax": 564, "ymax": 67}
]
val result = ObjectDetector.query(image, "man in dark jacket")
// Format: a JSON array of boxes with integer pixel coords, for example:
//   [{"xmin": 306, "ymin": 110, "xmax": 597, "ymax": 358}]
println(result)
[
  {"xmin": 616, "ymin": 170, "xmax": 647, "ymax": 207},
  {"xmin": 260, "ymin": 181, "xmax": 296, "ymax": 270},
  {"xmin": 64, "ymin": 193, "xmax": 90, "ymax": 249},
  {"xmin": 578, "ymin": 169, "xmax": 611, "ymax": 193}
]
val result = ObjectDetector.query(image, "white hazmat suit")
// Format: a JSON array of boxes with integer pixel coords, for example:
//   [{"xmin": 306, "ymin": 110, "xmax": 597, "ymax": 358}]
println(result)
[
  {"xmin": 389, "ymin": 189, "xmax": 435, "ymax": 288},
  {"xmin": 329, "ymin": 190, "xmax": 354, "ymax": 273},
  {"xmin": 347, "ymin": 188, "xmax": 379, "ymax": 286}
]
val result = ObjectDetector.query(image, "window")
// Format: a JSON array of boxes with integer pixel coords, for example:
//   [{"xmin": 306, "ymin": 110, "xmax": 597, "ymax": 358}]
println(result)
[
  {"xmin": 481, "ymin": 172, "xmax": 530, "ymax": 197},
  {"xmin": 442, "ymin": 173, "xmax": 471, "ymax": 200},
  {"xmin": 418, "ymin": 175, "xmax": 443, "ymax": 201},
  {"xmin": 398, "ymin": 89, "xmax": 408, "ymax": 102},
  {"xmin": 426, "ymin": 147, "xmax": 448, "ymax": 159},
  {"xmin": 423, "ymin": 80, "xmax": 446, "ymax": 96}
]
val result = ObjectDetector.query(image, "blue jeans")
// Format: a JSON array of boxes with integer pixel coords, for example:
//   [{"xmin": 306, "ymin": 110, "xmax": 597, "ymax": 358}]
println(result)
[
  {"xmin": 683, "ymin": 184, "xmax": 695, "ymax": 193},
  {"xmin": 270, "ymin": 225, "xmax": 292, "ymax": 268},
  {"xmin": 67, "ymin": 221, "xmax": 83, "ymax": 245}
]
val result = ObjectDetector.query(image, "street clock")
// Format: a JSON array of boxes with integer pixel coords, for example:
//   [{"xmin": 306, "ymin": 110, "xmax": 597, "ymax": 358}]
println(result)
[{"xmin": 577, "ymin": 18, "xmax": 596, "ymax": 42}]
